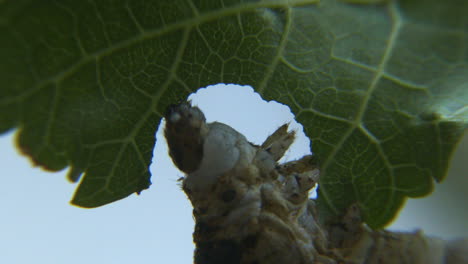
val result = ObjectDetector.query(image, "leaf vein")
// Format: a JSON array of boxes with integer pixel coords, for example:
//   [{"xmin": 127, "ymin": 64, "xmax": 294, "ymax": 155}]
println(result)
[
  {"xmin": 318, "ymin": 1, "xmax": 403, "ymax": 215},
  {"xmin": 257, "ymin": 7, "xmax": 292, "ymax": 94},
  {"xmin": 125, "ymin": 0, "xmax": 145, "ymax": 35}
]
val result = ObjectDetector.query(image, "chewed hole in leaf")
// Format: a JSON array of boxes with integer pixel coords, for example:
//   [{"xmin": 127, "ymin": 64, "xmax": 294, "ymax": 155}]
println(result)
[
  {"xmin": 151, "ymin": 83, "xmax": 316, "ymax": 199},
  {"xmin": 188, "ymin": 83, "xmax": 311, "ymax": 162}
]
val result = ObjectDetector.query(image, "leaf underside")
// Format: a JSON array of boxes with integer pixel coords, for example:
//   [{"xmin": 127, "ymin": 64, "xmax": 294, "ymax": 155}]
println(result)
[{"xmin": 0, "ymin": 0, "xmax": 466, "ymax": 228}]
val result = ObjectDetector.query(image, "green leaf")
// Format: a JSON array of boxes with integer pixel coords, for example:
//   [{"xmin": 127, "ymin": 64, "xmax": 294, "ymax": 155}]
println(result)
[{"xmin": 0, "ymin": 0, "xmax": 466, "ymax": 227}]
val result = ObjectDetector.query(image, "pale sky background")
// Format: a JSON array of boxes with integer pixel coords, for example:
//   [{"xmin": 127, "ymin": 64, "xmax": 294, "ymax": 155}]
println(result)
[{"xmin": 0, "ymin": 84, "xmax": 466, "ymax": 264}]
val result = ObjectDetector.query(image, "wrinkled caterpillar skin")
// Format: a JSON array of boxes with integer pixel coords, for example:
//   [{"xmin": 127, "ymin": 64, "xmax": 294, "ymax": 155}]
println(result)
[
  {"xmin": 164, "ymin": 102, "xmax": 467, "ymax": 264},
  {"xmin": 165, "ymin": 102, "xmax": 323, "ymax": 263}
]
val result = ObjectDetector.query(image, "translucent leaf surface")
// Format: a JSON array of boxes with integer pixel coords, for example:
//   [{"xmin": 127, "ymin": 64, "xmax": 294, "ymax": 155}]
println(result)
[{"xmin": 0, "ymin": 0, "xmax": 466, "ymax": 227}]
